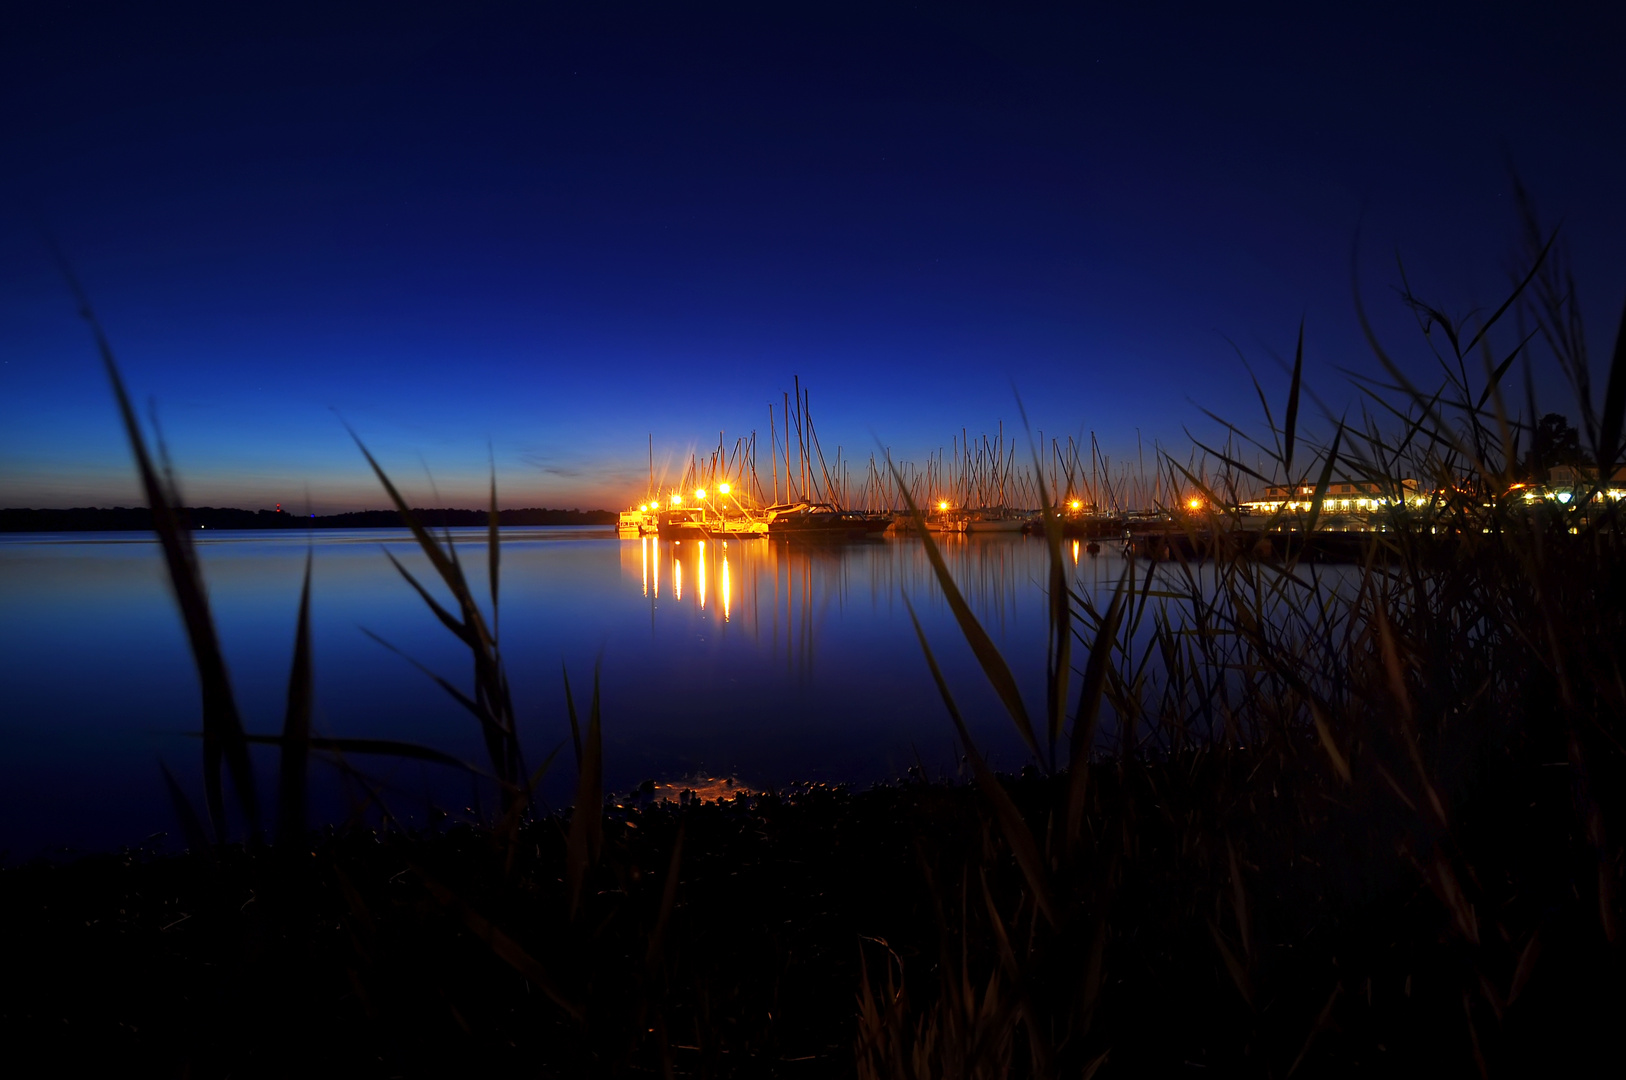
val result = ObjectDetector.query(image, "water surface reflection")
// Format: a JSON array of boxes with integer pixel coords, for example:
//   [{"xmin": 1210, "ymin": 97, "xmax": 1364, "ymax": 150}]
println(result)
[{"xmin": 1, "ymin": 528, "xmax": 1138, "ymax": 855}]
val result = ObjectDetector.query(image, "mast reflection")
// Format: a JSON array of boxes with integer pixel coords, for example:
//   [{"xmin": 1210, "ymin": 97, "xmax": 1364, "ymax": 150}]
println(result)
[{"xmin": 625, "ymin": 533, "xmax": 1128, "ymax": 685}]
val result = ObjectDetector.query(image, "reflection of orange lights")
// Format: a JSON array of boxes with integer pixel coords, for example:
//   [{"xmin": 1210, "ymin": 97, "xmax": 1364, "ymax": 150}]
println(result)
[
  {"xmin": 641, "ymin": 535, "xmax": 648, "ymax": 596},
  {"xmin": 674, "ymin": 557, "xmax": 682, "ymax": 601},
  {"xmin": 722, "ymin": 555, "xmax": 731, "ymax": 621},
  {"xmin": 1072, "ymin": 539, "xmax": 1080, "ymax": 565},
  {"xmin": 698, "ymin": 542, "xmax": 707, "ymax": 608}
]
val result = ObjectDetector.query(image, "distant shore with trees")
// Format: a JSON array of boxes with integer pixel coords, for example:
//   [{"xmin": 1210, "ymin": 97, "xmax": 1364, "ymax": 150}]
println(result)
[{"xmin": 0, "ymin": 506, "xmax": 617, "ymax": 532}]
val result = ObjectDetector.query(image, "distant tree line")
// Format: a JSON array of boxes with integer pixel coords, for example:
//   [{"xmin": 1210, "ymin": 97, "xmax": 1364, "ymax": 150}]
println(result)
[{"xmin": 0, "ymin": 506, "xmax": 617, "ymax": 532}]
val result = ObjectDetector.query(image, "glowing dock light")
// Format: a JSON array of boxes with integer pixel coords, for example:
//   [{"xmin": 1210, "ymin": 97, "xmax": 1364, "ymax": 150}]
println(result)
[
  {"xmin": 938, "ymin": 500, "xmax": 950, "ymax": 511},
  {"xmin": 718, "ymin": 482, "xmax": 731, "ymax": 495},
  {"xmin": 671, "ymin": 494, "xmax": 683, "ymax": 506},
  {"xmin": 1070, "ymin": 500, "xmax": 1082, "ymax": 510},
  {"xmin": 695, "ymin": 488, "xmax": 707, "ymax": 500},
  {"xmin": 1186, "ymin": 497, "xmax": 1204, "ymax": 511}
]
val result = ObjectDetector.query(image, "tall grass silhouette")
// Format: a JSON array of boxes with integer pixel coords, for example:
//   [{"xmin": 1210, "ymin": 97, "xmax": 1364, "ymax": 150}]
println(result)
[{"xmin": 859, "ymin": 202, "xmax": 1625, "ymax": 1076}]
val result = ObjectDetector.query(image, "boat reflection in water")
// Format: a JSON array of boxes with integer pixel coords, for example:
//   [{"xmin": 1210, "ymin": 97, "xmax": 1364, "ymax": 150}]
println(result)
[{"xmin": 620, "ymin": 529, "xmax": 1120, "ymax": 684}]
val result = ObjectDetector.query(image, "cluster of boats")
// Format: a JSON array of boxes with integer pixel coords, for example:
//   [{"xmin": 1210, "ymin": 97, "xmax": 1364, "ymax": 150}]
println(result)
[
  {"xmin": 620, "ymin": 499, "xmax": 892, "ymax": 540},
  {"xmin": 617, "ymin": 495, "xmax": 1065, "ymax": 541}
]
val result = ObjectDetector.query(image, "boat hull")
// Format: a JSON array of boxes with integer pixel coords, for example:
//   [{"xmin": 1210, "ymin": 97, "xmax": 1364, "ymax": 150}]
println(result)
[
  {"xmin": 767, "ymin": 514, "xmax": 890, "ymax": 540},
  {"xmin": 962, "ymin": 517, "xmax": 1026, "ymax": 533}
]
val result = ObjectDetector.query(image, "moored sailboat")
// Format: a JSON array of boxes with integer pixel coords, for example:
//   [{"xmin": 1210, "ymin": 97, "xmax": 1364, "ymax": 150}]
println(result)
[{"xmin": 764, "ymin": 501, "xmax": 890, "ymax": 539}]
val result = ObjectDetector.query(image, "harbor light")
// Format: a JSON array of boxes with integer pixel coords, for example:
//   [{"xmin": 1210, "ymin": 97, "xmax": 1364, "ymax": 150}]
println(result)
[
  {"xmin": 695, "ymin": 488, "xmax": 707, "ymax": 499},
  {"xmin": 671, "ymin": 494, "xmax": 683, "ymax": 506},
  {"xmin": 718, "ymin": 482, "xmax": 731, "ymax": 494},
  {"xmin": 1070, "ymin": 499, "xmax": 1082, "ymax": 510},
  {"xmin": 938, "ymin": 500, "xmax": 950, "ymax": 511},
  {"xmin": 1186, "ymin": 497, "xmax": 1203, "ymax": 511}
]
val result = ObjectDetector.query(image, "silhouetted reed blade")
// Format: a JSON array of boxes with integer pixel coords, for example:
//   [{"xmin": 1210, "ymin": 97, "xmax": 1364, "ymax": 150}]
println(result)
[{"xmin": 21, "ymin": 206, "xmax": 1621, "ymax": 1075}]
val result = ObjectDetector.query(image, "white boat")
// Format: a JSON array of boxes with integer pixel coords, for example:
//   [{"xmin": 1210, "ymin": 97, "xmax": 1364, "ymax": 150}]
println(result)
[{"xmin": 618, "ymin": 506, "xmax": 660, "ymax": 536}]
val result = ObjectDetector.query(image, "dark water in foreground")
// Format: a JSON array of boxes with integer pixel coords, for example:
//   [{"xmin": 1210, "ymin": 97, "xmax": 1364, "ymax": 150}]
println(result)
[{"xmin": 0, "ymin": 527, "xmax": 1135, "ymax": 857}]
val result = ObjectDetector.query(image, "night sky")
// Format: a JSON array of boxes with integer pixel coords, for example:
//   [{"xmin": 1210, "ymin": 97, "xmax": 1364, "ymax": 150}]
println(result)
[{"xmin": 3, "ymin": 1, "xmax": 1622, "ymax": 512}]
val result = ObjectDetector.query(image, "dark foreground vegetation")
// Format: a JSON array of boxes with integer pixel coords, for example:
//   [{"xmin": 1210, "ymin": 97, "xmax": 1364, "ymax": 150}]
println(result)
[
  {"xmin": 0, "ymin": 505, "xmax": 616, "ymax": 532},
  {"xmin": 3, "ymin": 205, "xmax": 1623, "ymax": 1076},
  {"xmin": 4, "ymin": 755, "xmax": 1618, "ymax": 1077}
]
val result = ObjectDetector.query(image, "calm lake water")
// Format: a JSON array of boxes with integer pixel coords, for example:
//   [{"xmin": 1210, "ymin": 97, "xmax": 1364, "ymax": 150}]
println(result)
[{"xmin": 0, "ymin": 527, "xmax": 1138, "ymax": 857}]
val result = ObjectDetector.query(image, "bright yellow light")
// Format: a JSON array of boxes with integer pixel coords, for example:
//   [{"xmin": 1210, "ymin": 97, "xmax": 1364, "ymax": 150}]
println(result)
[
  {"xmin": 718, "ymin": 482, "xmax": 731, "ymax": 495},
  {"xmin": 639, "ymin": 504, "xmax": 649, "ymax": 512},
  {"xmin": 695, "ymin": 488, "xmax": 707, "ymax": 500},
  {"xmin": 1186, "ymin": 497, "xmax": 1203, "ymax": 511},
  {"xmin": 938, "ymin": 500, "xmax": 950, "ymax": 511},
  {"xmin": 671, "ymin": 494, "xmax": 683, "ymax": 506},
  {"xmin": 1070, "ymin": 500, "xmax": 1082, "ymax": 510}
]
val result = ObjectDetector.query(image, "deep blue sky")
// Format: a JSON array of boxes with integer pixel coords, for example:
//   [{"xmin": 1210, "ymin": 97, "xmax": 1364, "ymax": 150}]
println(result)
[{"xmin": 2, "ymin": 1, "xmax": 1622, "ymax": 511}]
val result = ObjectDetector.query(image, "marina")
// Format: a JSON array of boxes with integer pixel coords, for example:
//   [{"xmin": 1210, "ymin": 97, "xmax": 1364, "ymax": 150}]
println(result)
[{"xmin": 612, "ymin": 382, "xmax": 1620, "ymax": 566}]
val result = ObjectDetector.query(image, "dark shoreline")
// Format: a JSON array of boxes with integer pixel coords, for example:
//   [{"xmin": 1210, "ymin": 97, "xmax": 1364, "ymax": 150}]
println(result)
[
  {"xmin": 0, "ymin": 506, "xmax": 617, "ymax": 532},
  {"xmin": 2, "ymin": 766, "xmax": 1615, "ymax": 1076}
]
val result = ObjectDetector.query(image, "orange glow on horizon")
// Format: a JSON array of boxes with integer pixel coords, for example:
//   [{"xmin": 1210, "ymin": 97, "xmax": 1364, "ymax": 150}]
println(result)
[{"xmin": 641, "ymin": 775, "xmax": 757, "ymax": 804}]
